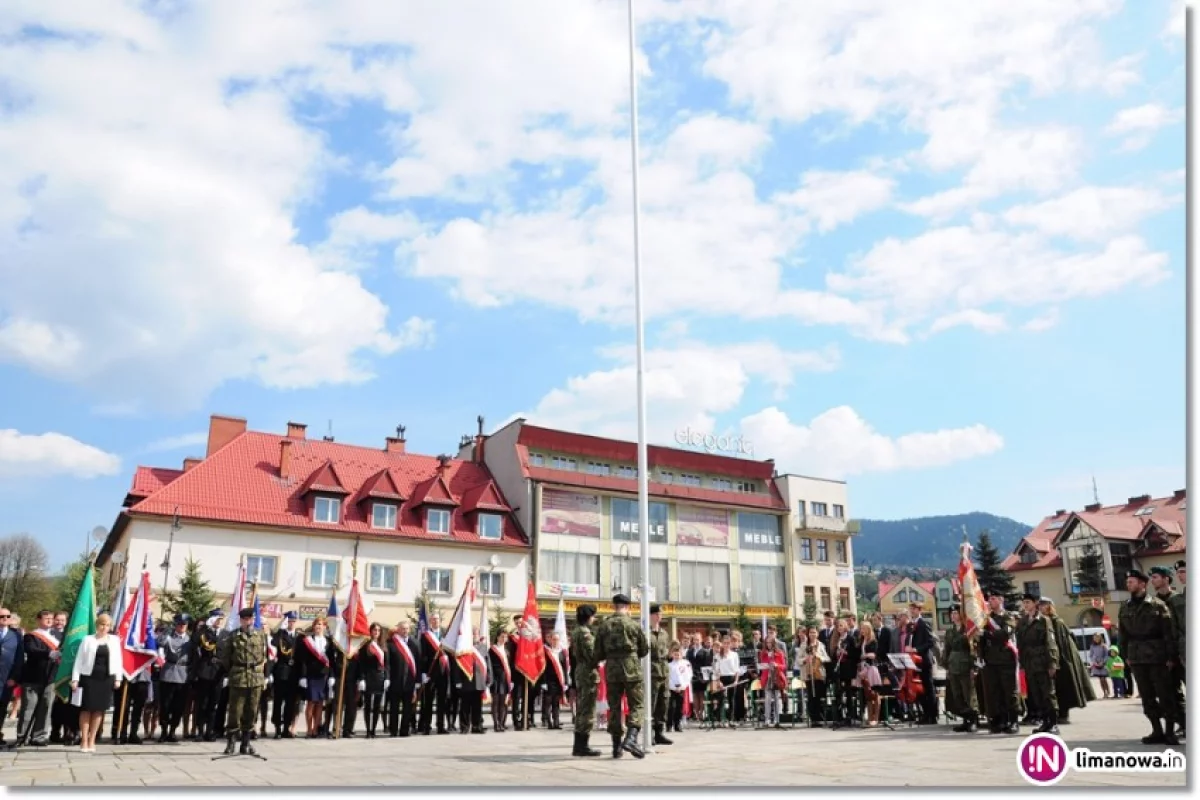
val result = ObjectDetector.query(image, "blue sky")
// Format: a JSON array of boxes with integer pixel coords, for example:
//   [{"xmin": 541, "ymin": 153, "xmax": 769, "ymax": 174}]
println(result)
[{"xmin": 0, "ymin": 0, "xmax": 1187, "ymax": 568}]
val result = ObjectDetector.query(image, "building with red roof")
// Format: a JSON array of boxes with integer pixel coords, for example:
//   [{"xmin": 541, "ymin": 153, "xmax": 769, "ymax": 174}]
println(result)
[
  {"xmin": 1001, "ymin": 490, "xmax": 1187, "ymax": 627},
  {"xmin": 97, "ymin": 415, "xmax": 530, "ymax": 626}
]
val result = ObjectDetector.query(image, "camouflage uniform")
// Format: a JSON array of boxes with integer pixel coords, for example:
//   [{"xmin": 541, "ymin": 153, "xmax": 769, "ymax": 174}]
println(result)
[
  {"xmin": 649, "ymin": 627, "xmax": 671, "ymax": 741},
  {"xmin": 980, "ymin": 611, "xmax": 1020, "ymax": 732},
  {"xmin": 1016, "ymin": 613, "xmax": 1059, "ymax": 732},
  {"xmin": 943, "ymin": 624, "xmax": 978, "ymax": 730},
  {"xmin": 217, "ymin": 621, "xmax": 268, "ymax": 754},
  {"xmin": 1119, "ymin": 591, "xmax": 1180, "ymax": 743},
  {"xmin": 1157, "ymin": 588, "xmax": 1187, "ymax": 727},
  {"xmin": 569, "ymin": 618, "xmax": 601, "ymax": 758},
  {"xmin": 592, "ymin": 609, "xmax": 649, "ymax": 759}
]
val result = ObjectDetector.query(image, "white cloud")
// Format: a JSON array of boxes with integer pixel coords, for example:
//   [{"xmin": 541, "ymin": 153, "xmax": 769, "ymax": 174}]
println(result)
[
  {"xmin": 1165, "ymin": 0, "xmax": 1186, "ymax": 38},
  {"xmin": 775, "ymin": 170, "xmax": 895, "ymax": 232},
  {"xmin": 0, "ymin": 429, "xmax": 121, "ymax": 479},
  {"xmin": 740, "ymin": 406, "xmax": 1004, "ymax": 478},
  {"xmin": 1022, "ymin": 308, "xmax": 1061, "ymax": 332},
  {"xmin": 139, "ymin": 432, "xmax": 208, "ymax": 455},
  {"xmin": 1105, "ymin": 103, "xmax": 1184, "ymax": 151},
  {"xmin": 315, "ymin": 207, "xmax": 421, "ymax": 271},
  {"xmin": 927, "ymin": 310, "xmax": 1008, "ymax": 336},
  {"xmin": 1002, "ymin": 186, "xmax": 1179, "ymax": 242}
]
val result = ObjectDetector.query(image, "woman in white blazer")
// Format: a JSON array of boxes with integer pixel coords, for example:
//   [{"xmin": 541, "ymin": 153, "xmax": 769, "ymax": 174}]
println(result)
[{"xmin": 70, "ymin": 614, "xmax": 123, "ymax": 753}]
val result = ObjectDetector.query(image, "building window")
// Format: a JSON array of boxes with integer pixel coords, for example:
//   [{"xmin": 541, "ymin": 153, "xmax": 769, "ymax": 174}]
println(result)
[
  {"xmin": 816, "ymin": 539, "xmax": 828, "ymax": 563},
  {"xmin": 313, "ymin": 497, "xmax": 341, "ymax": 524},
  {"xmin": 832, "ymin": 504, "xmax": 844, "ymax": 519},
  {"xmin": 426, "ymin": 508, "xmax": 451, "ymax": 535},
  {"xmin": 424, "ymin": 568, "xmax": 453, "ymax": 595},
  {"xmin": 803, "ymin": 586, "xmax": 816, "ymax": 607},
  {"xmin": 613, "ymin": 557, "xmax": 670, "ymax": 601},
  {"xmin": 529, "ymin": 453, "xmax": 545, "ymax": 467},
  {"xmin": 800, "ymin": 538, "xmax": 813, "ymax": 561},
  {"xmin": 477, "ymin": 513, "xmax": 503, "ymax": 540},
  {"xmin": 245, "ymin": 555, "xmax": 277, "ymax": 586},
  {"xmin": 834, "ymin": 540, "xmax": 847, "ymax": 563},
  {"xmin": 896, "ymin": 589, "xmax": 907, "ymax": 602},
  {"xmin": 940, "ymin": 611, "xmax": 951, "ymax": 626},
  {"xmin": 819, "ymin": 587, "xmax": 832, "ymax": 612},
  {"xmin": 736, "ymin": 481, "xmax": 757, "ymax": 494},
  {"xmin": 541, "ymin": 551, "xmax": 600, "ymax": 585},
  {"xmin": 479, "ymin": 571, "xmax": 504, "ymax": 597},
  {"xmin": 797, "ymin": 500, "xmax": 806, "ymax": 515},
  {"xmin": 938, "ymin": 587, "xmax": 950, "ymax": 602},
  {"xmin": 711, "ymin": 478, "xmax": 732, "ymax": 491},
  {"xmin": 680, "ymin": 474, "xmax": 702, "ymax": 487},
  {"xmin": 368, "ymin": 563, "xmax": 398, "ymax": 593},
  {"xmin": 617, "ymin": 466, "xmax": 637, "ymax": 479},
  {"xmin": 910, "ymin": 591, "xmax": 924, "ymax": 604},
  {"xmin": 1019, "ymin": 547, "xmax": 1039, "ymax": 565},
  {"xmin": 740, "ymin": 566, "xmax": 786, "ymax": 606},
  {"xmin": 1110, "ymin": 543, "xmax": 1133, "ymax": 587},
  {"xmin": 659, "ymin": 471, "xmax": 674, "ymax": 484},
  {"xmin": 587, "ymin": 462, "xmax": 611, "ymax": 476},
  {"xmin": 307, "ymin": 559, "xmax": 339, "ymax": 589},
  {"xmin": 551, "ymin": 456, "xmax": 577, "ymax": 471},
  {"xmin": 838, "ymin": 587, "xmax": 851, "ymax": 610},
  {"xmin": 1023, "ymin": 581, "xmax": 1041, "ymax": 598},
  {"xmin": 679, "ymin": 562, "xmax": 731, "ymax": 604},
  {"xmin": 371, "ymin": 503, "xmax": 397, "ymax": 530},
  {"xmin": 811, "ymin": 502, "xmax": 828, "ymax": 517}
]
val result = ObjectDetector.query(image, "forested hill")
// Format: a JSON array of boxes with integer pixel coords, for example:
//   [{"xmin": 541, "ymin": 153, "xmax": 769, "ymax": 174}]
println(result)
[{"xmin": 854, "ymin": 512, "xmax": 1034, "ymax": 569}]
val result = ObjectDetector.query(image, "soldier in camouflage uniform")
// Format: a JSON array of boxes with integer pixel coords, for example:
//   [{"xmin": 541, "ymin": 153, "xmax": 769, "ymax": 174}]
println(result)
[
  {"xmin": 569, "ymin": 604, "xmax": 601, "ymax": 758},
  {"xmin": 1119, "ymin": 569, "xmax": 1180, "ymax": 745},
  {"xmin": 1149, "ymin": 565, "xmax": 1186, "ymax": 738},
  {"xmin": 217, "ymin": 608, "xmax": 268, "ymax": 755},
  {"xmin": 944, "ymin": 605, "xmax": 979, "ymax": 733},
  {"xmin": 592, "ymin": 594, "xmax": 649, "ymax": 759},
  {"xmin": 1016, "ymin": 593, "xmax": 1059, "ymax": 735},
  {"xmin": 979, "ymin": 592, "xmax": 1020, "ymax": 734},
  {"xmin": 648, "ymin": 604, "xmax": 672, "ymax": 746}
]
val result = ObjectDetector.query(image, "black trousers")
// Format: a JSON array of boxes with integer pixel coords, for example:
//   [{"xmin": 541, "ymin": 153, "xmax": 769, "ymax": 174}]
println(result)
[
  {"xmin": 115, "ymin": 682, "xmax": 149, "ymax": 740},
  {"xmin": 668, "ymin": 690, "xmax": 684, "ymax": 728},
  {"xmin": 490, "ymin": 689, "xmax": 508, "ymax": 730},
  {"xmin": 194, "ymin": 679, "xmax": 220, "ymax": 736},
  {"xmin": 807, "ymin": 679, "xmax": 827, "ymax": 723},
  {"xmin": 512, "ymin": 677, "xmax": 532, "ymax": 729},
  {"xmin": 341, "ymin": 688, "xmax": 359, "ymax": 735},
  {"xmin": 159, "ymin": 682, "xmax": 187, "ymax": 732},
  {"xmin": 272, "ymin": 680, "xmax": 297, "ymax": 731},
  {"xmin": 446, "ymin": 683, "xmax": 461, "ymax": 728},
  {"xmin": 387, "ymin": 687, "xmax": 416, "ymax": 736},
  {"xmin": 542, "ymin": 687, "xmax": 562, "ymax": 727},
  {"xmin": 418, "ymin": 675, "xmax": 448, "ymax": 733},
  {"xmin": 459, "ymin": 689, "xmax": 483, "ymax": 732},
  {"xmin": 51, "ymin": 695, "xmax": 78, "ymax": 739},
  {"xmin": 918, "ymin": 654, "xmax": 937, "ymax": 722},
  {"xmin": 363, "ymin": 691, "xmax": 385, "ymax": 734},
  {"xmin": 214, "ymin": 685, "xmax": 230, "ymax": 735}
]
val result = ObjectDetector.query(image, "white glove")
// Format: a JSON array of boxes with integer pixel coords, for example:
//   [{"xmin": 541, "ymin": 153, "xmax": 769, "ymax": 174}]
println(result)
[
  {"xmin": 299, "ymin": 678, "xmax": 307, "ymax": 688},
  {"xmin": 357, "ymin": 680, "xmax": 366, "ymax": 692},
  {"xmin": 222, "ymin": 678, "xmax": 228, "ymax": 689},
  {"xmin": 384, "ymin": 680, "xmax": 391, "ymax": 691},
  {"xmin": 327, "ymin": 677, "xmax": 335, "ymax": 690},
  {"xmin": 267, "ymin": 675, "xmax": 274, "ymax": 686},
  {"xmin": 421, "ymin": 674, "xmax": 429, "ymax": 685}
]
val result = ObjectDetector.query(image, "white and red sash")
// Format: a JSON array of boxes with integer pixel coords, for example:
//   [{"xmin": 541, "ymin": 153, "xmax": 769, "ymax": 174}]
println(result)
[
  {"xmin": 491, "ymin": 645, "xmax": 512, "ymax": 685},
  {"xmin": 368, "ymin": 641, "xmax": 385, "ymax": 667},
  {"xmin": 392, "ymin": 634, "xmax": 416, "ymax": 675},
  {"xmin": 303, "ymin": 635, "xmax": 330, "ymax": 668},
  {"xmin": 544, "ymin": 645, "xmax": 566, "ymax": 688},
  {"xmin": 425, "ymin": 630, "xmax": 449, "ymax": 672},
  {"xmin": 30, "ymin": 630, "xmax": 59, "ymax": 651}
]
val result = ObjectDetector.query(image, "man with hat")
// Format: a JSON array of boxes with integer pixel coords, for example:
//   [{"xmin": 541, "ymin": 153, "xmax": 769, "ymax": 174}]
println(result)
[
  {"xmin": 189, "ymin": 608, "xmax": 225, "ymax": 741},
  {"xmin": 944, "ymin": 604, "xmax": 979, "ymax": 733},
  {"xmin": 569, "ymin": 604, "xmax": 601, "ymax": 757},
  {"xmin": 270, "ymin": 611, "xmax": 300, "ymax": 739},
  {"xmin": 1174, "ymin": 561, "xmax": 1187, "ymax": 669},
  {"xmin": 592, "ymin": 593, "xmax": 649, "ymax": 759},
  {"xmin": 1121, "ymin": 567, "xmax": 1181, "ymax": 744},
  {"xmin": 1037, "ymin": 597, "xmax": 1094, "ymax": 724},
  {"xmin": 1149, "ymin": 565, "xmax": 1186, "ymax": 736},
  {"xmin": 157, "ymin": 614, "xmax": 192, "ymax": 743},
  {"xmin": 904, "ymin": 601, "xmax": 938, "ymax": 724},
  {"xmin": 1016, "ymin": 593, "xmax": 1059, "ymax": 734},
  {"xmin": 217, "ymin": 608, "xmax": 268, "ymax": 755},
  {"xmin": 979, "ymin": 590, "xmax": 1020, "ymax": 734},
  {"xmin": 648, "ymin": 604, "xmax": 672, "ymax": 746}
]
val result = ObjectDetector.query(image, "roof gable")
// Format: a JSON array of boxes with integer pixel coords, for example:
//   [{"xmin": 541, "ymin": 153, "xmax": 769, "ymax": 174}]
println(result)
[
  {"xmin": 355, "ymin": 468, "xmax": 406, "ymax": 503},
  {"xmin": 460, "ymin": 480, "xmax": 509, "ymax": 513},
  {"xmin": 299, "ymin": 460, "xmax": 350, "ymax": 496},
  {"xmin": 409, "ymin": 473, "xmax": 459, "ymax": 508}
]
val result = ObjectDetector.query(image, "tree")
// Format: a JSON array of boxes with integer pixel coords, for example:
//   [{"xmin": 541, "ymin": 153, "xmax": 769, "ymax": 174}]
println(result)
[
  {"xmin": 974, "ymin": 530, "xmax": 1018, "ymax": 610},
  {"xmin": 159, "ymin": 556, "xmax": 216, "ymax": 621},
  {"xmin": 731, "ymin": 602, "xmax": 753, "ymax": 643},
  {"xmin": 769, "ymin": 615, "xmax": 794, "ymax": 642},
  {"xmin": 54, "ymin": 553, "xmax": 111, "ymax": 618},
  {"xmin": 1074, "ymin": 543, "xmax": 1106, "ymax": 594},
  {"xmin": 488, "ymin": 604, "xmax": 510, "ymax": 643},
  {"xmin": 801, "ymin": 599, "xmax": 819, "ymax": 630},
  {"xmin": 0, "ymin": 534, "xmax": 51, "ymax": 620},
  {"xmin": 406, "ymin": 587, "xmax": 442, "ymax": 628}
]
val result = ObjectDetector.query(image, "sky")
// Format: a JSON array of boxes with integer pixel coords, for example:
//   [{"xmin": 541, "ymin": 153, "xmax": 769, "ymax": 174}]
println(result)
[{"xmin": 0, "ymin": 0, "xmax": 1187, "ymax": 569}]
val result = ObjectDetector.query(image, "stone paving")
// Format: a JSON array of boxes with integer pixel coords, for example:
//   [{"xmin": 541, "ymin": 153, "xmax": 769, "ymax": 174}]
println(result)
[{"xmin": 0, "ymin": 698, "xmax": 1187, "ymax": 788}]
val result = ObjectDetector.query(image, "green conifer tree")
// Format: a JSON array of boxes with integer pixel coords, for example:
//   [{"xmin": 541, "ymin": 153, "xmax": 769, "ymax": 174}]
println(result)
[
  {"xmin": 974, "ymin": 531, "xmax": 1018, "ymax": 609},
  {"xmin": 159, "ymin": 556, "xmax": 217, "ymax": 621}
]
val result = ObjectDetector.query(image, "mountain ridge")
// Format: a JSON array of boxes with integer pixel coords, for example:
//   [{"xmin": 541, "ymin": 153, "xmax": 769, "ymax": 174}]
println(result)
[{"xmin": 853, "ymin": 511, "xmax": 1034, "ymax": 569}]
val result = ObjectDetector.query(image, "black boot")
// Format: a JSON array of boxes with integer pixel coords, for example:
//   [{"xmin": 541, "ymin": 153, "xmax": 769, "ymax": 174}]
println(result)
[
  {"xmin": 223, "ymin": 734, "xmax": 236, "ymax": 755},
  {"xmin": 612, "ymin": 733, "xmax": 624, "ymax": 759},
  {"xmin": 573, "ymin": 732, "xmax": 600, "ymax": 757},
  {"xmin": 622, "ymin": 726, "xmax": 645, "ymax": 759},
  {"xmin": 1163, "ymin": 718, "xmax": 1180, "ymax": 746},
  {"xmin": 952, "ymin": 714, "xmax": 974, "ymax": 733},
  {"xmin": 653, "ymin": 724, "xmax": 673, "ymax": 745},
  {"xmin": 1036, "ymin": 709, "xmax": 1059, "ymax": 736},
  {"xmin": 1142, "ymin": 717, "xmax": 1168, "ymax": 745},
  {"xmin": 239, "ymin": 731, "xmax": 256, "ymax": 756}
]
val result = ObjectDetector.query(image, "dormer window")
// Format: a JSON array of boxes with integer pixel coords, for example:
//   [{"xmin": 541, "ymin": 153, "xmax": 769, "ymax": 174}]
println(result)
[
  {"xmin": 1019, "ymin": 547, "xmax": 1038, "ymax": 565},
  {"xmin": 372, "ymin": 503, "xmax": 397, "ymax": 530},
  {"xmin": 314, "ymin": 496, "xmax": 341, "ymax": 524},
  {"xmin": 427, "ymin": 508, "xmax": 451, "ymax": 535},
  {"xmin": 478, "ymin": 513, "xmax": 503, "ymax": 540}
]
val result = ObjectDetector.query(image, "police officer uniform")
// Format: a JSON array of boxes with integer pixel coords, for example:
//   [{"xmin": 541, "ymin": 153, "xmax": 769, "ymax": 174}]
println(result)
[
  {"xmin": 158, "ymin": 614, "xmax": 192, "ymax": 743},
  {"xmin": 648, "ymin": 604, "xmax": 672, "ymax": 745},
  {"xmin": 216, "ymin": 608, "xmax": 268, "ymax": 755},
  {"xmin": 569, "ymin": 604, "xmax": 601, "ymax": 757},
  {"xmin": 592, "ymin": 594, "xmax": 649, "ymax": 759}
]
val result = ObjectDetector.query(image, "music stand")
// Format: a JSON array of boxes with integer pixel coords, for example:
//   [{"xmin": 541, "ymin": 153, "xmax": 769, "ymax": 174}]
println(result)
[{"xmin": 887, "ymin": 654, "xmax": 918, "ymax": 729}]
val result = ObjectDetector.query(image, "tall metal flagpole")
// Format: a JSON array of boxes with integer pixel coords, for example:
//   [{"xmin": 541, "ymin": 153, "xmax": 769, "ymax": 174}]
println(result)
[{"xmin": 625, "ymin": 0, "xmax": 653, "ymax": 756}]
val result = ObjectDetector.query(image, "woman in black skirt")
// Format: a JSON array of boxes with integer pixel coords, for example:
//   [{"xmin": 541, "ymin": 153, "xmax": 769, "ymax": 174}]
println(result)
[
  {"xmin": 70, "ymin": 614, "xmax": 123, "ymax": 753},
  {"xmin": 354, "ymin": 623, "xmax": 389, "ymax": 738},
  {"xmin": 295, "ymin": 618, "xmax": 334, "ymax": 738}
]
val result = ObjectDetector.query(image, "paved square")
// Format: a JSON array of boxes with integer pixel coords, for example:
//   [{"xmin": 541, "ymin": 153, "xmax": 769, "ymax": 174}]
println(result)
[{"xmin": 0, "ymin": 698, "xmax": 1186, "ymax": 787}]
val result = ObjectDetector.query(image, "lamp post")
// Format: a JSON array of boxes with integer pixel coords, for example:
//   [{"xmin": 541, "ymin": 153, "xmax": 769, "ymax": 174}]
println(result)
[
  {"xmin": 159, "ymin": 507, "xmax": 181, "ymax": 600},
  {"xmin": 624, "ymin": 0, "xmax": 653, "ymax": 755}
]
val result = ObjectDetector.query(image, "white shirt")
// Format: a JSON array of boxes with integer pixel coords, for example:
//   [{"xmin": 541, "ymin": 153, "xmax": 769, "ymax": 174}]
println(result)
[
  {"xmin": 668, "ymin": 659, "xmax": 692, "ymax": 690},
  {"xmin": 716, "ymin": 651, "xmax": 739, "ymax": 677}
]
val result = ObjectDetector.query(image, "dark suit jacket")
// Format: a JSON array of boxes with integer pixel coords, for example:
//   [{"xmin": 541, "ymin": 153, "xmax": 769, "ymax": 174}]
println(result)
[
  {"xmin": 0, "ymin": 628, "xmax": 22, "ymax": 688},
  {"xmin": 387, "ymin": 634, "xmax": 419, "ymax": 694},
  {"xmin": 909, "ymin": 617, "xmax": 935, "ymax": 657},
  {"xmin": 20, "ymin": 630, "xmax": 56, "ymax": 687}
]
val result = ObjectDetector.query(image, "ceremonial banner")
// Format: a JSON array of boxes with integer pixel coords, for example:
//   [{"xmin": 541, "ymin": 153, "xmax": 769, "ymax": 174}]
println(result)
[
  {"xmin": 540, "ymin": 490, "xmax": 601, "ymax": 538},
  {"xmin": 54, "ymin": 566, "xmax": 96, "ymax": 702},
  {"xmin": 441, "ymin": 574, "xmax": 479, "ymax": 678},
  {"xmin": 117, "ymin": 570, "xmax": 159, "ymax": 679},
  {"xmin": 514, "ymin": 583, "xmax": 546, "ymax": 682},
  {"xmin": 676, "ymin": 506, "xmax": 729, "ymax": 547},
  {"xmin": 957, "ymin": 540, "xmax": 987, "ymax": 636}
]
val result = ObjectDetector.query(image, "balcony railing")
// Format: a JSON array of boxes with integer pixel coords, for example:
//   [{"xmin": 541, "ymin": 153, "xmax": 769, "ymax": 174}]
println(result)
[{"xmin": 797, "ymin": 514, "xmax": 857, "ymax": 533}]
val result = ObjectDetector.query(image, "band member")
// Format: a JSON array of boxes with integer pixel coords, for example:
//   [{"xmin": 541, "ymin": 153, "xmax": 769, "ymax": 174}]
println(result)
[
  {"xmin": 903, "ymin": 603, "xmax": 937, "ymax": 724},
  {"xmin": 296, "ymin": 618, "xmax": 336, "ymax": 739},
  {"xmin": 386, "ymin": 620, "xmax": 419, "ymax": 737},
  {"xmin": 189, "ymin": 609, "xmax": 225, "ymax": 742},
  {"xmin": 418, "ymin": 613, "xmax": 450, "ymax": 735},
  {"xmin": 541, "ymin": 631, "xmax": 569, "ymax": 730},
  {"xmin": 270, "ymin": 612, "xmax": 299, "ymax": 738},
  {"xmin": 355, "ymin": 623, "xmax": 390, "ymax": 738},
  {"xmin": 489, "ymin": 630, "xmax": 513, "ymax": 733}
]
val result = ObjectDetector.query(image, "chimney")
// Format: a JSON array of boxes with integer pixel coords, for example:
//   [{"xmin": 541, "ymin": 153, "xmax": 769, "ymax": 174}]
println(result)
[
  {"xmin": 286, "ymin": 421, "xmax": 307, "ymax": 439},
  {"xmin": 206, "ymin": 414, "xmax": 247, "ymax": 457},
  {"xmin": 183, "ymin": 457, "xmax": 202, "ymax": 472},
  {"xmin": 1055, "ymin": 509, "xmax": 1066, "ymax": 517},
  {"xmin": 1084, "ymin": 502, "xmax": 1102, "ymax": 513},
  {"xmin": 280, "ymin": 439, "xmax": 293, "ymax": 480},
  {"xmin": 1128, "ymin": 494, "xmax": 1151, "ymax": 506},
  {"xmin": 1174, "ymin": 489, "xmax": 1186, "ymax": 500},
  {"xmin": 437, "ymin": 454, "xmax": 452, "ymax": 474},
  {"xmin": 474, "ymin": 415, "xmax": 486, "ymax": 464},
  {"xmin": 386, "ymin": 424, "xmax": 406, "ymax": 454}
]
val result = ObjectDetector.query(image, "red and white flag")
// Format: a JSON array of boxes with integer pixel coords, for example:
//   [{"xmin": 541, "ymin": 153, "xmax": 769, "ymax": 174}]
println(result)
[
  {"xmin": 957, "ymin": 540, "xmax": 988, "ymax": 636},
  {"xmin": 441, "ymin": 574, "xmax": 479, "ymax": 678},
  {"xmin": 514, "ymin": 582, "xmax": 545, "ymax": 683},
  {"xmin": 342, "ymin": 578, "xmax": 372, "ymax": 654},
  {"xmin": 117, "ymin": 571, "xmax": 158, "ymax": 679}
]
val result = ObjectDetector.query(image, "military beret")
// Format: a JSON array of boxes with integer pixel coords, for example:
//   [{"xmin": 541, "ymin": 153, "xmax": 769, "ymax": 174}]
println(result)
[
  {"xmin": 283, "ymin": 611, "xmax": 298, "ymax": 620},
  {"xmin": 238, "ymin": 607, "xmax": 255, "ymax": 619},
  {"xmin": 1175, "ymin": 560, "xmax": 1186, "ymax": 570},
  {"xmin": 1126, "ymin": 569, "xmax": 1149, "ymax": 582},
  {"xmin": 1149, "ymin": 566, "xmax": 1173, "ymax": 579},
  {"xmin": 1021, "ymin": 592, "xmax": 1038, "ymax": 602},
  {"xmin": 208, "ymin": 608, "xmax": 224, "ymax": 618},
  {"xmin": 649, "ymin": 604, "xmax": 662, "ymax": 614},
  {"xmin": 612, "ymin": 593, "xmax": 631, "ymax": 606},
  {"xmin": 576, "ymin": 604, "xmax": 597, "ymax": 623}
]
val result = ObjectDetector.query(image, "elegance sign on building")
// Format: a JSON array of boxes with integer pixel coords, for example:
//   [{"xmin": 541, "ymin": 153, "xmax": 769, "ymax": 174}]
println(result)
[{"xmin": 674, "ymin": 426, "xmax": 754, "ymax": 457}]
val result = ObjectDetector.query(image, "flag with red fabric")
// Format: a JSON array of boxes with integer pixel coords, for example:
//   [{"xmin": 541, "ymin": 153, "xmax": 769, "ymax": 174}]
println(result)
[
  {"xmin": 117, "ymin": 570, "xmax": 158, "ymax": 679},
  {"xmin": 513, "ymin": 582, "xmax": 545, "ymax": 682},
  {"xmin": 956, "ymin": 539, "xmax": 988, "ymax": 636},
  {"xmin": 343, "ymin": 577, "xmax": 372, "ymax": 653}
]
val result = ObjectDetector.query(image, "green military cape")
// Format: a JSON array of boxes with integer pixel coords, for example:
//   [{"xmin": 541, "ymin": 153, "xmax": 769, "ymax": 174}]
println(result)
[{"xmin": 1048, "ymin": 615, "xmax": 1096, "ymax": 710}]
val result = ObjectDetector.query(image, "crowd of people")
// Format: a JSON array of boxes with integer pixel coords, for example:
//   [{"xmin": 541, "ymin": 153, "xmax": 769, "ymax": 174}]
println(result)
[{"xmin": 0, "ymin": 559, "xmax": 1185, "ymax": 756}]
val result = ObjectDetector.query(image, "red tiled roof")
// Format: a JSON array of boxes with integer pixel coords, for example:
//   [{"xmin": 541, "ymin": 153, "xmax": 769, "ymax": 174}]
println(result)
[
  {"xmin": 353, "ymin": 468, "xmax": 407, "ymax": 504},
  {"xmin": 878, "ymin": 580, "xmax": 937, "ymax": 598},
  {"xmin": 517, "ymin": 424, "xmax": 775, "ymax": 480},
  {"xmin": 460, "ymin": 481, "xmax": 509, "ymax": 514},
  {"xmin": 299, "ymin": 460, "xmax": 350, "ymax": 496},
  {"xmin": 526, "ymin": 466, "xmax": 789, "ymax": 511},
  {"xmin": 409, "ymin": 473, "xmax": 459, "ymax": 508},
  {"xmin": 124, "ymin": 466, "xmax": 183, "ymax": 505},
  {"xmin": 124, "ymin": 431, "xmax": 527, "ymax": 548}
]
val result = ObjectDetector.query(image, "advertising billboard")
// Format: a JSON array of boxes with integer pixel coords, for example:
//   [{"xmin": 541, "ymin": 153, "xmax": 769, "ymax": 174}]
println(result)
[{"xmin": 540, "ymin": 489, "xmax": 602, "ymax": 538}]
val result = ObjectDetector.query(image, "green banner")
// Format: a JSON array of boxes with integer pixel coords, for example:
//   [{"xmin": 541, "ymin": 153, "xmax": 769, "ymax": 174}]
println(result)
[{"xmin": 54, "ymin": 566, "xmax": 96, "ymax": 702}]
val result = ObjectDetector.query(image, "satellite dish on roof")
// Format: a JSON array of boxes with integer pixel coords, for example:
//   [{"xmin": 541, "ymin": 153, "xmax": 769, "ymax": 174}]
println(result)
[{"xmin": 92, "ymin": 526, "xmax": 108, "ymax": 542}]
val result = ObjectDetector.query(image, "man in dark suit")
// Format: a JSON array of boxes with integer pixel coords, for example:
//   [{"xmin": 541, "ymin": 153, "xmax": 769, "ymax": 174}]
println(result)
[
  {"xmin": 417, "ymin": 614, "xmax": 449, "ymax": 735},
  {"xmin": 817, "ymin": 611, "xmax": 836, "ymax": 650},
  {"xmin": 685, "ymin": 633, "xmax": 711, "ymax": 721},
  {"xmin": 270, "ymin": 612, "xmax": 300, "ymax": 738},
  {"xmin": 905, "ymin": 602, "xmax": 938, "ymax": 724},
  {"xmin": 0, "ymin": 607, "xmax": 22, "ymax": 747},
  {"xmin": 386, "ymin": 620, "xmax": 419, "ymax": 736},
  {"xmin": 17, "ymin": 610, "xmax": 58, "ymax": 747}
]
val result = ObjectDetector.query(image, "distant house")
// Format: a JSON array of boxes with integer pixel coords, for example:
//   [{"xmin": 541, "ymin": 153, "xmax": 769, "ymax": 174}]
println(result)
[
  {"xmin": 877, "ymin": 577, "xmax": 936, "ymax": 624},
  {"xmin": 932, "ymin": 576, "xmax": 961, "ymax": 632}
]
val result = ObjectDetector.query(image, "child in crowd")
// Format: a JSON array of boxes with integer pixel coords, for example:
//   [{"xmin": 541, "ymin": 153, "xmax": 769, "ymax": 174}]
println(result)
[
  {"xmin": 667, "ymin": 642, "xmax": 692, "ymax": 734},
  {"xmin": 1104, "ymin": 646, "xmax": 1126, "ymax": 699}
]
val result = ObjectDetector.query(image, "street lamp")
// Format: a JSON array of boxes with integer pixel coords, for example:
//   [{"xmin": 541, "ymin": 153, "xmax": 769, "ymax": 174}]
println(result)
[
  {"xmin": 160, "ymin": 506, "xmax": 181, "ymax": 599},
  {"xmin": 612, "ymin": 544, "xmax": 631, "ymax": 593}
]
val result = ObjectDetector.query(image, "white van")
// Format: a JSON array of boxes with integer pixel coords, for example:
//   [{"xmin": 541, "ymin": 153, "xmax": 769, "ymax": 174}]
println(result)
[{"xmin": 1069, "ymin": 627, "xmax": 1110, "ymax": 660}]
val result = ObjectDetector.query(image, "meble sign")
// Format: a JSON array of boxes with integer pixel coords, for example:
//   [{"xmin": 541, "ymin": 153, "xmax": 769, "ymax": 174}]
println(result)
[{"xmin": 674, "ymin": 426, "xmax": 754, "ymax": 457}]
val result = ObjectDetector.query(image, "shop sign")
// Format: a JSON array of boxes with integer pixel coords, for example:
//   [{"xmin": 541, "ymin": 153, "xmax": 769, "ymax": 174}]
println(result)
[
  {"xmin": 298, "ymin": 605, "xmax": 326, "ymax": 620},
  {"xmin": 537, "ymin": 581, "xmax": 600, "ymax": 599},
  {"xmin": 674, "ymin": 426, "xmax": 754, "ymax": 457}
]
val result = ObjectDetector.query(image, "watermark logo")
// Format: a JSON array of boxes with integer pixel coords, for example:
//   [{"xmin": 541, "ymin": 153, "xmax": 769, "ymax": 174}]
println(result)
[
  {"xmin": 1018, "ymin": 733, "xmax": 1069, "ymax": 786},
  {"xmin": 1017, "ymin": 733, "xmax": 1186, "ymax": 786}
]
